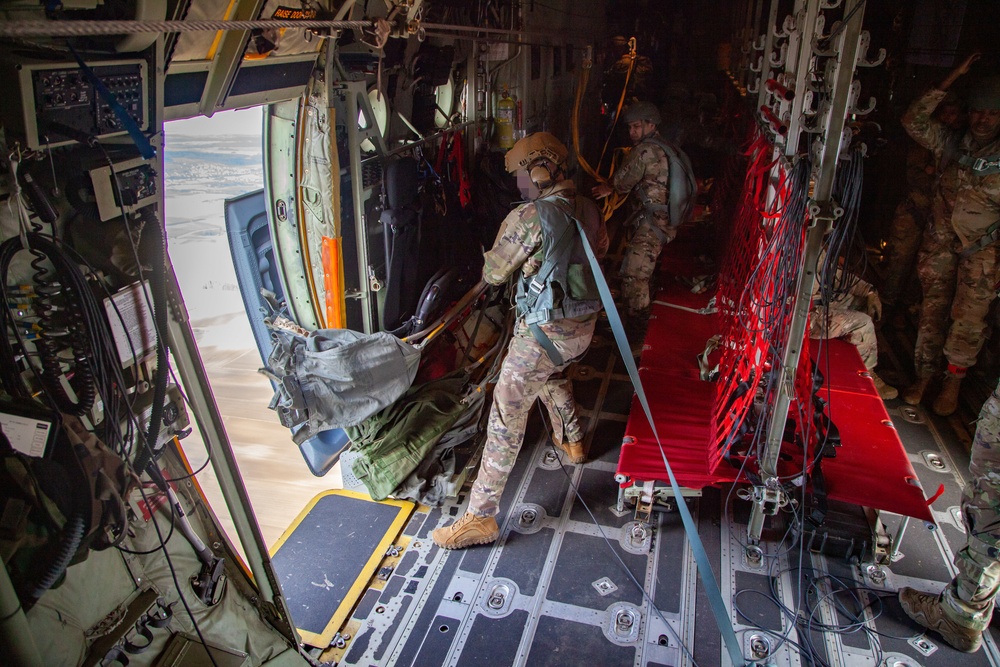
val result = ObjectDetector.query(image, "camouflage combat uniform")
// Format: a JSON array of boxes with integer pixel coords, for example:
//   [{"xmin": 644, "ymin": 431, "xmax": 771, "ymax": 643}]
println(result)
[
  {"xmin": 903, "ymin": 88, "xmax": 1000, "ymax": 377},
  {"xmin": 467, "ymin": 181, "xmax": 609, "ymax": 518},
  {"xmin": 611, "ymin": 132, "xmax": 675, "ymax": 316},
  {"xmin": 941, "ymin": 379, "xmax": 1000, "ymax": 630},
  {"xmin": 809, "ymin": 267, "xmax": 878, "ymax": 369},
  {"xmin": 880, "ymin": 142, "xmax": 936, "ymax": 306}
]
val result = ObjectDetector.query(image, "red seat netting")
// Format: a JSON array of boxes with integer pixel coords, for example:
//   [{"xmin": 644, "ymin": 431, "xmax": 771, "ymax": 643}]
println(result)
[{"xmin": 615, "ymin": 129, "xmax": 933, "ymax": 522}]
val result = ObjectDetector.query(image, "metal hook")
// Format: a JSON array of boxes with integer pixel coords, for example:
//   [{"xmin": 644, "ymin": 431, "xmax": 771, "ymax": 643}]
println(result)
[
  {"xmin": 857, "ymin": 31, "xmax": 886, "ymax": 68},
  {"xmin": 848, "ymin": 79, "xmax": 877, "ymax": 115},
  {"xmin": 800, "ymin": 89, "xmax": 816, "ymax": 115},
  {"xmin": 773, "ymin": 14, "xmax": 795, "ymax": 38},
  {"xmin": 769, "ymin": 41, "xmax": 788, "ymax": 67}
]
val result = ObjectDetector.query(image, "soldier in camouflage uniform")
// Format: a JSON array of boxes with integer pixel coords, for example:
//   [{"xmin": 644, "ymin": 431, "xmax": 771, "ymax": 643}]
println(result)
[
  {"xmin": 433, "ymin": 133, "xmax": 609, "ymax": 550},
  {"xmin": 809, "ymin": 257, "xmax": 897, "ymax": 400},
  {"xmin": 899, "ymin": 377, "xmax": 1000, "ymax": 652},
  {"xmin": 901, "ymin": 53, "xmax": 1000, "ymax": 417},
  {"xmin": 593, "ymin": 101, "xmax": 688, "ymax": 342},
  {"xmin": 881, "ymin": 96, "xmax": 965, "ymax": 310}
]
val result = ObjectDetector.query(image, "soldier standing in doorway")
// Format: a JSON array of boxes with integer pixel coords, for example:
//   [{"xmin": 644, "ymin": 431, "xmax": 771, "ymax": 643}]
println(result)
[{"xmin": 432, "ymin": 133, "xmax": 609, "ymax": 550}]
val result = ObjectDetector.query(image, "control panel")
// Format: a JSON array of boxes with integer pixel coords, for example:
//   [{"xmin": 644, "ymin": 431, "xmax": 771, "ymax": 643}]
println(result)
[
  {"xmin": 90, "ymin": 156, "xmax": 158, "ymax": 221},
  {"xmin": 1, "ymin": 59, "xmax": 148, "ymax": 149}
]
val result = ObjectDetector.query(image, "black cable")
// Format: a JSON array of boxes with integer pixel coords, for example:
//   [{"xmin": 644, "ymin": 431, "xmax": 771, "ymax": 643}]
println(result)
[
  {"xmin": 54, "ymin": 240, "xmax": 150, "ymax": 459},
  {"xmin": 115, "ymin": 490, "xmax": 177, "ymax": 555},
  {"xmin": 0, "ymin": 234, "xmax": 136, "ymax": 462},
  {"xmin": 536, "ymin": 413, "xmax": 702, "ymax": 666},
  {"xmin": 163, "ymin": 456, "xmax": 212, "ymax": 483},
  {"xmin": 132, "ymin": 480, "xmax": 221, "ymax": 667},
  {"xmin": 94, "ymin": 156, "xmax": 220, "ymax": 667},
  {"xmin": 826, "ymin": 0, "xmax": 867, "ymax": 43}
]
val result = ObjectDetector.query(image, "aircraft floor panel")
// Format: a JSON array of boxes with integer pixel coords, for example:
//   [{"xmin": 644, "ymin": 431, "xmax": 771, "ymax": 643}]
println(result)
[
  {"xmin": 456, "ymin": 610, "xmax": 531, "ymax": 666},
  {"xmin": 327, "ymin": 332, "xmax": 1000, "ymax": 666}
]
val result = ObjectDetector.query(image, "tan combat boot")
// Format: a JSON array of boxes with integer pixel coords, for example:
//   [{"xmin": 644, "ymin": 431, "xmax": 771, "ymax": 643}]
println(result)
[
  {"xmin": 557, "ymin": 440, "xmax": 585, "ymax": 464},
  {"xmin": 871, "ymin": 372, "xmax": 898, "ymax": 401},
  {"xmin": 933, "ymin": 373, "xmax": 964, "ymax": 417},
  {"xmin": 898, "ymin": 587, "xmax": 983, "ymax": 653},
  {"xmin": 432, "ymin": 513, "xmax": 499, "ymax": 550},
  {"xmin": 902, "ymin": 377, "xmax": 931, "ymax": 406}
]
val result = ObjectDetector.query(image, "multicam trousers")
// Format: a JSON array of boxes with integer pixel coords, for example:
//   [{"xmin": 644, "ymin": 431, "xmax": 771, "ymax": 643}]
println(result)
[
  {"xmin": 881, "ymin": 195, "xmax": 929, "ymax": 306},
  {"xmin": 942, "ymin": 384, "xmax": 1000, "ymax": 630},
  {"xmin": 808, "ymin": 302, "xmax": 878, "ymax": 370},
  {"xmin": 468, "ymin": 321, "xmax": 595, "ymax": 517},
  {"xmin": 914, "ymin": 219, "xmax": 1000, "ymax": 377},
  {"xmin": 620, "ymin": 215, "xmax": 676, "ymax": 316}
]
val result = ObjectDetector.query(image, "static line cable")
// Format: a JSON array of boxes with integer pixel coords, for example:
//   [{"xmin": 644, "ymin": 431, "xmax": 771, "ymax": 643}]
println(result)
[
  {"xmin": 574, "ymin": 219, "xmax": 748, "ymax": 665},
  {"xmin": 0, "ymin": 18, "xmax": 597, "ymax": 40},
  {"xmin": 0, "ymin": 19, "xmax": 375, "ymax": 37},
  {"xmin": 545, "ymin": 440, "xmax": 700, "ymax": 666},
  {"xmin": 418, "ymin": 21, "xmax": 592, "ymax": 40}
]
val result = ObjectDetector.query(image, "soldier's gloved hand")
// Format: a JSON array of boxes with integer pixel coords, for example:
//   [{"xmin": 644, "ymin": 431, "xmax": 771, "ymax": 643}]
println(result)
[{"xmin": 866, "ymin": 291, "xmax": 883, "ymax": 321}]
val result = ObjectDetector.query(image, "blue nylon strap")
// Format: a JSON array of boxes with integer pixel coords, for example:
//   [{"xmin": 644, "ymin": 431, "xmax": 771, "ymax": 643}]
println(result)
[
  {"xmin": 68, "ymin": 46, "xmax": 156, "ymax": 160},
  {"xmin": 574, "ymin": 219, "xmax": 747, "ymax": 666}
]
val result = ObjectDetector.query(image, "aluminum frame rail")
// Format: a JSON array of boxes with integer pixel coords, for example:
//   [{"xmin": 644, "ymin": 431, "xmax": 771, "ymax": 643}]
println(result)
[{"xmin": 746, "ymin": 0, "xmax": 871, "ymax": 544}]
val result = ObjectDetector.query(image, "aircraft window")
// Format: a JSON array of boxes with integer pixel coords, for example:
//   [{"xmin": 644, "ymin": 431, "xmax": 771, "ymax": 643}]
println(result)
[
  {"xmin": 434, "ymin": 77, "xmax": 454, "ymax": 128},
  {"xmin": 360, "ymin": 87, "xmax": 389, "ymax": 152}
]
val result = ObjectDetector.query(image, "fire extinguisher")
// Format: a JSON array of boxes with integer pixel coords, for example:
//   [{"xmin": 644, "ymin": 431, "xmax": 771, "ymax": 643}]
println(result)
[{"xmin": 496, "ymin": 86, "xmax": 516, "ymax": 150}]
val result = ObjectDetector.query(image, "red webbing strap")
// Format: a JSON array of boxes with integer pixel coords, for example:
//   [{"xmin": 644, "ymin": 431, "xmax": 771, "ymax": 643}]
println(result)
[{"xmin": 434, "ymin": 132, "xmax": 472, "ymax": 208}]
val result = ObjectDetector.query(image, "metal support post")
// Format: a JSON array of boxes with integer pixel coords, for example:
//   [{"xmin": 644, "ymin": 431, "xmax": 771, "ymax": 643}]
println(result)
[
  {"xmin": 888, "ymin": 516, "xmax": 911, "ymax": 562},
  {"xmin": 737, "ymin": 0, "xmax": 757, "ymax": 88},
  {"xmin": 466, "ymin": 40, "xmax": 478, "ymax": 160},
  {"xmin": 748, "ymin": 0, "xmax": 868, "ymax": 544},
  {"xmin": 754, "ymin": 0, "xmax": 782, "ymax": 110},
  {"xmin": 163, "ymin": 266, "xmax": 301, "ymax": 645},
  {"xmin": 783, "ymin": 0, "xmax": 821, "ymax": 152},
  {"xmin": 345, "ymin": 85, "xmax": 373, "ymax": 334}
]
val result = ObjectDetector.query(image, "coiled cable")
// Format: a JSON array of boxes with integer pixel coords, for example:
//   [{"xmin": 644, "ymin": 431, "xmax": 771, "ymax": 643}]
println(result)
[{"xmin": 1, "ymin": 234, "xmax": 97, "ymax": 415}]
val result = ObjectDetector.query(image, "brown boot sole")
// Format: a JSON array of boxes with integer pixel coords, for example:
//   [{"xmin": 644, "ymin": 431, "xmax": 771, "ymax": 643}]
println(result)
[{"xmin": 432, "ymin": 530, "xmax": 499, "ymax": 550}]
